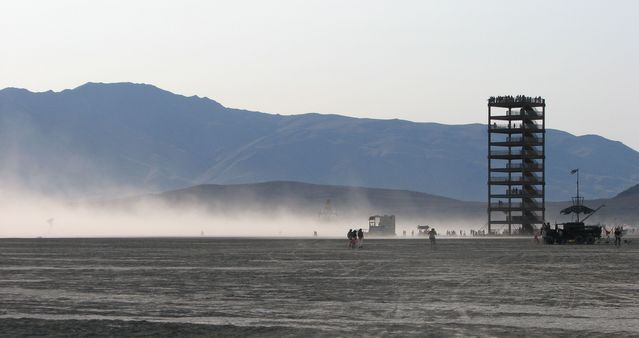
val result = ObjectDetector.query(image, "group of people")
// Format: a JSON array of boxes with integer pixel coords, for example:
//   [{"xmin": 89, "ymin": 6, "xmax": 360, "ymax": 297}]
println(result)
[
  {"xmin": 347, "ymin": 228, "xmax": 437, "ymax": 248},
  {"xmin": 507, "ymin": 187, "xmax": 523, "ymax": 195},
  {"xmin": 489, "ymin": 95, "xmax": 545, "ymax": 104},
  {"xmin": 347, "ymin": 229, "xmax": 364, "ymax": 248},
  {"xmin": 445, "ymin": 230, "xmax": 468, "ymax": 236}
]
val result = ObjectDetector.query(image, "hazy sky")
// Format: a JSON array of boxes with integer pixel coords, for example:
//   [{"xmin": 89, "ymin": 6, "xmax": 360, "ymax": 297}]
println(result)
[{"xmin": 2, "ymin": 0, "xmax": 638, "ymax": 149}]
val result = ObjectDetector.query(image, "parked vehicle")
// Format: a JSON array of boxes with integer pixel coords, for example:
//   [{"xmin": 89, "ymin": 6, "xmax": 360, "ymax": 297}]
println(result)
[{"xmin": 542, "ymin": 169, "xmax": 604, "ymax": 245}]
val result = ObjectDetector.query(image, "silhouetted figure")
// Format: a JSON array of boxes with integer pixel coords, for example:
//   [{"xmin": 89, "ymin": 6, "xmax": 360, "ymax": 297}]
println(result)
[
  {"xmin": 614, "ymin": 226, "xmax": 622, "ymax": 247},
  {"xmin": 347, "ymin": 229, "xmax": 359, "ymax": 249},
  {"xmin": 357, "ymin": 228, "xmax": 364, "ymax": 248},
  {"xmin": 428, "ymin": 228, "xmax": 437, "ymax": 247}
]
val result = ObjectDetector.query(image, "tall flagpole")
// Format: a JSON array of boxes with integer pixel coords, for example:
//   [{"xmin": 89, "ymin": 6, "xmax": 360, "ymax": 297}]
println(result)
[
  {"xmin": 576, "ymin": 169, "xmax": 580, "ymax": 222},
  {"xmin": 576, "ymin": 169, "xmax": 579, "ymax": 200}
]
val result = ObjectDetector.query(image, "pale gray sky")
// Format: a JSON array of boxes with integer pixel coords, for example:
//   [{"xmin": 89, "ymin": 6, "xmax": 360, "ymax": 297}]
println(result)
[{"xmin": 2, "ymin": 0, "xmax": 638, "ymax": 149}]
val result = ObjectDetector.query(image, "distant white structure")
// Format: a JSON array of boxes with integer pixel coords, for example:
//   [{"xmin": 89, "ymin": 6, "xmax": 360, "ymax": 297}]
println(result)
[
  {"xmin": 318, "ymin": 199, "xmax": 337, "ymax": 222},
  {"xmin": 368, "ymin": 215, "xmax": 396, "ymax": 236},
  {"xmin": 45, "ymin": 218, "xmax": 54, "ymax": 236}
]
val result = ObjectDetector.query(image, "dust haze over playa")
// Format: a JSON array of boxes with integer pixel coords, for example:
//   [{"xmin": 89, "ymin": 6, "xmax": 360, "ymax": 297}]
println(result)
[{"xmin": 1, "ymin": 1, "xmax": 639, "ymax": 337}]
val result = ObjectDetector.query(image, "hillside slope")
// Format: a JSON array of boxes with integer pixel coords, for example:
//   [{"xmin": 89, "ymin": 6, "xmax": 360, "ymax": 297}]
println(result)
[
  {"xmin": 128, "ymin": 181, "xmax": 639, "ymax": 227},
  {"xmin": 1, "ymin": 82, "xmax": 638, "ymax": 200}
]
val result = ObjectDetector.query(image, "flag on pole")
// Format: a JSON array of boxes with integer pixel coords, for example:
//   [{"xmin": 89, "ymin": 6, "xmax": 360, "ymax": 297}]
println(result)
[{"xmin": 570, "ymin": 169, "xmax": 579, "ymax": 174}]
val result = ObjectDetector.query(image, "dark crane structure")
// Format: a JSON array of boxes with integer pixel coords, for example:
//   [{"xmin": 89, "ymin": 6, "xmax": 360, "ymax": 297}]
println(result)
[{"xmin": 487, "ymin": 95, "xmax": 546, "ymax": 234}]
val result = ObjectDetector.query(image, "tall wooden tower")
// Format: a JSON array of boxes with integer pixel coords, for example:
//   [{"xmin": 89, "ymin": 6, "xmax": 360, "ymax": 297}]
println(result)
[{"xmin": 488, "ymin": 95, "xmax": 546, "ymax": 234}]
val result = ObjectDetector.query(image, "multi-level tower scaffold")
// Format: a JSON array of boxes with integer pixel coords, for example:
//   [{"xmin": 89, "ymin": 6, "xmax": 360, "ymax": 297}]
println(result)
[{"xmin": 487, "ymin": 95, "xmax": 546, "ymax": 235}]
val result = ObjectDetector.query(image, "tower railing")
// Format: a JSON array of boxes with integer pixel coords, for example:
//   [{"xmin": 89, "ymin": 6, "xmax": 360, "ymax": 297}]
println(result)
[
  {"xmin": 489, "ymin": 122, "xmax": 543, "ymax": 131},
  {"xmin": 489, "ymin": 174, "xmax": 543, "ymax": 184},
  {"xmin": 505, "ymin": 162, "xmax": 543, "ymax": 170},
  {"xmin": 504, "ymin": 136, "xmax": 543, "ymax": 144},
  {"xmin": 489, "ymin": 201, "xmax": 543, "ymax": 209},
  {"xmin": 489, "ymin": 149, "xmax": 543, "ymax": 157}
]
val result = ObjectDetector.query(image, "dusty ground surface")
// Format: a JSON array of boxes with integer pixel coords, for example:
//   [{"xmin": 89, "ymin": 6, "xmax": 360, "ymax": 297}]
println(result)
[{"xmin": 0, "ymin": 238, "xmax": 637, "ymax": 337}]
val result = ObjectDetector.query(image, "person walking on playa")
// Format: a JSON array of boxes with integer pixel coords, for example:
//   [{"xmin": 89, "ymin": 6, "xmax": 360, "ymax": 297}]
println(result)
[
  {"xmin": 357, "ymin": 228, "xmax": 364, "ymax": 248},
  {"xmin": 351, "ymin": 231, "xmax": 358, "ymax": 249},
  {"xmin": 603, "ymin": 226, "xmax": 611, "ymax": 244},
  {"xmin": 347, "ymin": 229, "xmax": 354, "ymax": 248},
  {"xmin": 614, "ymin": 226, "xmax": 622, "ymax": 247},
  {"xmin": 428, "ymin": 228, "xmax": 437, "ymax": 247}
]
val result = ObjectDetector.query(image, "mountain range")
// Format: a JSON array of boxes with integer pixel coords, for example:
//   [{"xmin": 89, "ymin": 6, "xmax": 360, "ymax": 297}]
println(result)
[{"xmin": 1, "ymin": 82, "xmax": 638, "ymax": 201}]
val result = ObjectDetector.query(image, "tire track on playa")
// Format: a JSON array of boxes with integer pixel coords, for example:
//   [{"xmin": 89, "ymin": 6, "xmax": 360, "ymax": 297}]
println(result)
[{"xmin": 340, "ymin": 240, "xmax": 406, "ymax": 327}]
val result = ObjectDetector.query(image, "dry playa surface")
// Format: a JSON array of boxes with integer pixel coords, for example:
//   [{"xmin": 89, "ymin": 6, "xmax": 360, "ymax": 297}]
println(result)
[{"xmin": 0, "ymin": 237, "xmax": 637, "ymax": 337}]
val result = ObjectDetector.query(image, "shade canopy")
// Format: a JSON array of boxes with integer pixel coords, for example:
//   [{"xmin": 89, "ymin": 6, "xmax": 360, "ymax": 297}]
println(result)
[{"xmin": 560, "ymin": 205, "xmax": 595, "ymax": 215}]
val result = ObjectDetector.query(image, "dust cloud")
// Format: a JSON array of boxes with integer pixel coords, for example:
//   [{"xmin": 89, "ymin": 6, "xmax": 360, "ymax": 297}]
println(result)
[
  {"xmin": 0, "ymin": 186, "xmax": 488, "ymax": 238},
  {"xmin": 0, "ymin": 190, "xmax": 341, "ymax": 238}
]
